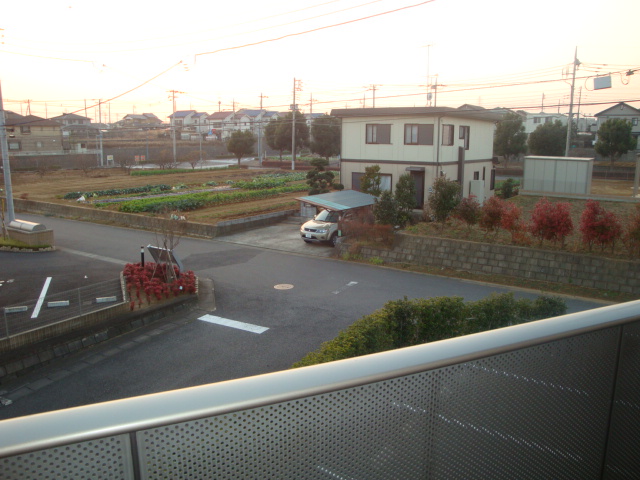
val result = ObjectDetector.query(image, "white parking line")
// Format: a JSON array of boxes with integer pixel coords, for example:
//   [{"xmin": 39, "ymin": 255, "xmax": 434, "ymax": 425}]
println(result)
[
  {"xmin": 332, "ymin": 281, "xmax": 358, "ymax": 295},
  {"xmin": 31, "ymin": 277, "xmax": 52, "ymax": 319},
  {"xmin": 198, "ymin": 314, "xmax": 269, "ymax": 334}
]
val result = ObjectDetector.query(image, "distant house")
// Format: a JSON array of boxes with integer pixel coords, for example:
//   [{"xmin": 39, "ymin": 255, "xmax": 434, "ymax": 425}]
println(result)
[
  {"xmin": 205, "ymin": 109, "xmax": 282, "ymax": 140},
  {"xmin": 50, "ymin": 113, "xmax": 92, "ymax": 127},
  {"xmin": 331, "ymin": 105, "xmax": 502, "ymax": 207},
  {"xmin": 168, "ymin": 110, "xmax": 209, "ymax": 134},
  {"xmin": 523, "ymin": 112, "xmax": 567, "ymax": 134},
  {"xmin": 4, "ymin": 112, "xmax": 64, "ymax": 155},
  {"xmin": 119, "ymin": 113, "xmax": 162, "ymax": 128},
  {"xmin": 595, "ymin": 102, "xmax": 640, "ymax": 142}
]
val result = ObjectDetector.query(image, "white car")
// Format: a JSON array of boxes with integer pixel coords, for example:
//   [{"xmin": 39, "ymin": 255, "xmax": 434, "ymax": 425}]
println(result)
[{"xmin": 300, "ymin": 209, "xmax": 345, "ymax": 247}]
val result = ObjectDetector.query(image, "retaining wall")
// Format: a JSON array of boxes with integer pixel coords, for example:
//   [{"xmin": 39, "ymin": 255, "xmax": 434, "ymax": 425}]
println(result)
[
  {"xmin": 12, "ymin": 198, "xmax": 296, "ymax": 238},
  {"xmin": 338, "ymin": 233, "xmax": 640, "ymax": 296}
]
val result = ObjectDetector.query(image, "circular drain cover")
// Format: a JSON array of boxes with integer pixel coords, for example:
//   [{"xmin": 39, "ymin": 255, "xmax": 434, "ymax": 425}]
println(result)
[{"xmin": 274, "ymin": 284, "xmax": 294, "ymax": 290}]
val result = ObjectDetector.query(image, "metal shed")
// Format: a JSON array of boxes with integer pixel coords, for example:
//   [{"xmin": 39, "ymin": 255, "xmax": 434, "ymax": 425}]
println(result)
[
  {"xmin": 296, "ymin": 190, "xmax": 377, "ymax": 217},
  {"xmin": 522, "ymin": 156, "xmax": 593, "ymax": 195}
]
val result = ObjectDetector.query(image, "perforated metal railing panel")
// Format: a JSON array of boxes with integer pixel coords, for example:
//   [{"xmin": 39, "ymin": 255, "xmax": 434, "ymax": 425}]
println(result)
[
  {"xmin": 0, "ymin": 434, "xmax": 134, "ymax": 480},
  {"xmin": 136, "ymin": 327, "xmax": 621, "ymax": 480},
  {"xmin": 604, "ymin": 321, "xmax": 640, "ymax": 479}
]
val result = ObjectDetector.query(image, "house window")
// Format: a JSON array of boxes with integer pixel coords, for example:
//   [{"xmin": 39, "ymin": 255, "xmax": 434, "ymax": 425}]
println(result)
[
  {"xmin": 534, "ymin": 117, "xmax": 541, "ymax": 124},
  {"xmin": 175, "ymin": 119, "xmax": 183, "ymax": 126},
  {"xmin": 404, "ymin": 124, "xmax": 434, "ymax": 145},
  {"xmin": 473, "ymin": 171, "xmax": 480, "ymax": 180},
  {"xmin": 490, "ymin": 169, "xmax": 496, "ymax": 190},
  {"xmin": 352, "ymin": 172, "xmax": 392, "ymax": 192},
  {"xmin": 442, "ymin": 124, "xmax": 454, "ymax": 146},
  {"xmin": 8, "ymin": 141, "xmax": 21, "ymax": 151},
  {"xmin": 633, "ymin": 118, "xmax": 638, "ymax": 126},
  {"xmin": 544, "ymin": 117, "xmax": 553, "ymax": 123},
  {"xmin": 366, "ymin": 124, "xmax": 391, "ymax": 144},
  {"xmin": 20, "ymin": 125, "xmax": 31, "ymax": 134},
  {"xmin": 482, "ymin": 167, "xmax": 486, "ymax": 181},
  {"xmin": 459, "ymin": 126, "xmax": 470, "ymax": 150}
]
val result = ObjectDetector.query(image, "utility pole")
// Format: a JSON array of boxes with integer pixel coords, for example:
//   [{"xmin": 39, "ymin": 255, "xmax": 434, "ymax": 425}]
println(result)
[
  {"xmin": 309, "ymin": 93, "xmax": 318, "ymax": 115},
  {"xmin": 425, "ymin": 44, "xmax": 432, "ymax": 106},
  {"xmin": 369, "ymin": 84, "xmax": 380, "ymax": 108},
  {"xmin": 168, "ymin": 90, "xmax": 183, "ymax": 165},
  {"xmin": 291, "ymin": 78, "xmax": 302, "ymax": 170},
  {"xmin": 98, "ymin": 100, "xmax": 103, "ymax": 167},
  {"xmin": 564, "ymin": 47, "xmax": 580, "ymax": 157},
  {"xmin": 258, "ymin": 93, "xmax": 268, "ymax": 164},
  {"xmin": 0, "ymin": 80, "xmax": 16, "ymax": 223},
  {"xmin": 432, "ymin": 76, "xmax": 439, "ymax": 107}
]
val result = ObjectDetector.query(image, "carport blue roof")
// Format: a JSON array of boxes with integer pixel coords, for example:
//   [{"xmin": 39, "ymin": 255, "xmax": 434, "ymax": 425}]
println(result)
[{"xmin": 296, "ymin": 190, "xmax": 377, "ymax": 212}]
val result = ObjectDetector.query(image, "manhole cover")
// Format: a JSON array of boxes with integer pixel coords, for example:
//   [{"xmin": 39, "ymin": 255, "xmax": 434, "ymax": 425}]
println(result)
[{"xmin": 274, "ymin": 284, "xmax": 294, "ymax": 290}]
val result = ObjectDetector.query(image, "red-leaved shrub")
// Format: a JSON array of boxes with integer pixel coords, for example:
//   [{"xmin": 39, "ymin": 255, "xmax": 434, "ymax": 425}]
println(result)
[
  {"xmin": 624, "ymin": 204, "xmax": 640, "ymax": 258},
  {"xmin": 479, "ymin": 196, "xmax": 505, "ymax": 235},
  {"xmin": 579, "ymin": 200, "xmax": 623, "ymax": 252},
  {"xmin": 123, "ymin": 262, "xmax": 196, "ymax": 309},
  {"xmin": 529, "ymin": 198, "xmax": 573, "ymax": 248}
]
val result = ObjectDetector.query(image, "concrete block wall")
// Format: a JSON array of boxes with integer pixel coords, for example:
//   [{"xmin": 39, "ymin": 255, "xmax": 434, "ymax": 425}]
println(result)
[
  {"xmin": 338, "ymin": 233, "xmax": 640, "ymax": 296},
  {"xmin": 12, "ymin": 199, "xmax": 296, "ymax": 239}
]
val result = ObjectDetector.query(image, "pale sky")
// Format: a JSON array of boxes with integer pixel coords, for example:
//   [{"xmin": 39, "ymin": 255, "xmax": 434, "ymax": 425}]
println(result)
[{"xmin": 1, "ymin": 0, "xmax": 639, "ymax": 123}]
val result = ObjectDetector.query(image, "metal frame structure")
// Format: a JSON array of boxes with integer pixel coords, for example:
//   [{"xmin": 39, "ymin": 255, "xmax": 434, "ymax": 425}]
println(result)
[{"xmin": 1, "ymin": 300, "xmax": 639, "ymax": 479}]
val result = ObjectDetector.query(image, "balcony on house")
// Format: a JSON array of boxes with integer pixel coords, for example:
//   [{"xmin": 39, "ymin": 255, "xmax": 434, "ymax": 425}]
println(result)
[{"xmin": 0, "ymin": 300, "xmax": 638, "ymax": 479}]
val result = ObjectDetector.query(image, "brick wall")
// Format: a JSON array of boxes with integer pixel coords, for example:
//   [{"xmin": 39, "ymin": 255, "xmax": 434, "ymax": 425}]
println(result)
[{"xmin": 338, "ymin": 233, "xmax": 640, "ymax": 295}]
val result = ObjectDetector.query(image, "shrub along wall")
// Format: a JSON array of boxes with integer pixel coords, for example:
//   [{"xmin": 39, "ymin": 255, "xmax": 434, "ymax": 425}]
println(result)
[
  {"xmin": 337, "ymin": 233, "xmax": 640, "ymax": 296},
  {"xmin": 293, "ymin": 293, "xmax": 566, "ymax": 367}
]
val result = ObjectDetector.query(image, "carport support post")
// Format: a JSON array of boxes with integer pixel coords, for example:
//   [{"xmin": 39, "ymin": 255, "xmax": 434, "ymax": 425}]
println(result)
[
  {"xmin": 0, "ymin": 80, "xmax": 16, "ymax": 223},
  {"xmin": 140, "ymin": 246, "xmax": 145, "ymax": 266}
]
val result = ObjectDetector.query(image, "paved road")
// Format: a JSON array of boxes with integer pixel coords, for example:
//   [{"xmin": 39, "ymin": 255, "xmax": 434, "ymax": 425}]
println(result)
[{"xmin": 0, "ymin": 214, "xmax": 606, "ymax": 420}]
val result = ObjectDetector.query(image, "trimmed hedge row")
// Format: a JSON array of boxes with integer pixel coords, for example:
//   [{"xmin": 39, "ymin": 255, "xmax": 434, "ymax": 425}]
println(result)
[
  {"xmin": 292, "ymin": 293, "xmax": 566, "ymax": 368},
  {"xmin": 117, "ymin": 184, "xmax": 309, "ymax": 213}
]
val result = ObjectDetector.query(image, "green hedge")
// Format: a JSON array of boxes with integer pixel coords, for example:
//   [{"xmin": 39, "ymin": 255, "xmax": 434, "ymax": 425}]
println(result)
[
  {"xmin": 292, "ymin": 293, "xmax": 567, "ymax": 368},
  {"xmin": 117, "ymin": 184, "xmax": 309, "ymax": 213}
]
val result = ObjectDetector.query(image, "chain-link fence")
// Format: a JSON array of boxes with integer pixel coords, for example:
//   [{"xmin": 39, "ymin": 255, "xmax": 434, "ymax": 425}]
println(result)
[{"xmin": 1, "ymin": 279, "xmax": 124, "ymax": 339}]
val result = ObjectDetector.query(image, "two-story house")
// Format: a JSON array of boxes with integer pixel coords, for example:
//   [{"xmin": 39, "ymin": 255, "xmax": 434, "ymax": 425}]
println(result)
[
  {"xmin": 49, "ymin": 113, "xmax": 92, "ymax": 127},
  {"xmin": 331, "ymin": 106, "xmax": 502, "ymax": 207},
  {"xmin": 523, "ymin": 112, "xmax": 567, "ymax": 134},
  {"xmin": 595, "ymin": 102, "xmax": 640, "ymax": 143},
  {"xmin": 119, "ymin": 113, "xmax": 163, "ymax": 128},
  {"xmin": 168, "ymin": 110, "xmax": 209, "ymax": 134},
  {"xmin": 4, "ymin": 111, "xmax": 64, "ymax": 155}
]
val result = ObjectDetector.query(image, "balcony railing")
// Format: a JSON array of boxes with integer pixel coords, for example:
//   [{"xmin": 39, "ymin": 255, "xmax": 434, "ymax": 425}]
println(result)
[{"xmin": 1, "ymin": 300, "xmax": 639, "ymax": 479}]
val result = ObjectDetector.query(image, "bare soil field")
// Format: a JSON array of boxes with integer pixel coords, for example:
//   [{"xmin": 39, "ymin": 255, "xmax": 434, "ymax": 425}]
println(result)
[{"xmin": 5, "ymin": 167, "xmax": 304, "ymax": 223}]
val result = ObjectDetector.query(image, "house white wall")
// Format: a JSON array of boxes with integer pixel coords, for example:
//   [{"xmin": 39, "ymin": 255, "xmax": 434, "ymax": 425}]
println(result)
[{"xmin": 340, "ymin": 112, "xmax": 496, "ymax": 202}]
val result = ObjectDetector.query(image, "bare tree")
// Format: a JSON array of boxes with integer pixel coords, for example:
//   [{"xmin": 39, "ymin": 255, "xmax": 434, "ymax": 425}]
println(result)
[
  {"xmin": 151, "ymin": 209, "xmax": 188, "ymax": 282},
  {"xmin": 182, "ymin": 150, "xmax": 203, "ymax": 170},
  {"xmin": 156, "ymin": 149, "xmax": 176, "ymax": 170}
]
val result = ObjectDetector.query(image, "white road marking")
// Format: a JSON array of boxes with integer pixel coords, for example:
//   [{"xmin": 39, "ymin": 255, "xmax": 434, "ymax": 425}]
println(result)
[
  {"xmin": 57, "ymin": 247, "xmax": 127, "ymax": 266},
  {"xmin": 332, "ymin": 281, "xmax": 358, "ymax": 295},
  {"xmin": 198, "ymin": 314, "xmax": 269, "ymax": 334},
  {"xmin": 31, "ymin": 277, "xmax": 52, "ymax": 319}
]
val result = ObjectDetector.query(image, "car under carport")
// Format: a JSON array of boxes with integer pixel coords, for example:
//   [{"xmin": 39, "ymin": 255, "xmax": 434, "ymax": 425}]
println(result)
[{"xmin": 296, "ymin": 190, "xmax": 377, "ymax": 246}]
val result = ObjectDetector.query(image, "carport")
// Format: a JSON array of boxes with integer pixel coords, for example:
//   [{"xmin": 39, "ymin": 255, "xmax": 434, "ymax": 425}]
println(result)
[{"xmin": 296, "ymin": 190, "xmax": 377, "ymax": 218}]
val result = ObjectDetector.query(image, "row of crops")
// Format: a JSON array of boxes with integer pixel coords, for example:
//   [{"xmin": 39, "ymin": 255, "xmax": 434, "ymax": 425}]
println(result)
[{"xmin": 63, "ymin": 172, "xmax": 310, "ymax": 213}]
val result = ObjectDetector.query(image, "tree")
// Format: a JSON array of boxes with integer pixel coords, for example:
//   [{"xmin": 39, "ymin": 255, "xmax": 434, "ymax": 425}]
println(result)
[
  {"xmin": 360, "ymin": 165, "xmax": 382, "ymax": 197},
  {"xmin": 264, "ymin": 112, "xmax": 309, "ymax": 163},
  {"xmin": 394, "ymin": 173, "xmax": 417, "ymax": 227},
  {"xmin": 493, "ymin": 112, "xmax": 527, "ymax": 166},
  {"xmin": 306, "ymin": 158, "xmax": 336, "ymax": 195},
  {"xmin": 226, "ymin": 130, "xmax": 255, "ymax": 165},
  {"xmin": 594, "ymin": 118, "xmax": 637, "ymax": 165},
  {"xmin": 156, "ymin": 149, "xmax": 176, "ymax": 169},
  {"xmin": 426, "ymin": 176, "xmax": 461, "ymax": 226},
  {"xmin": 264, "ymin": 117, "xmax": 288, "ymax": 160},
  {"xmin": 310, "ymin": 115, "xmax": 340, "ymax": 161},
  {"xmin": 181, "ymin": 150, "xmax": 202, "ymax": 170},
  {"xmin": 528, "ymin": 120, "xmax": 566, "ymax": 156},
  {"xmin": 373, "ymin": 190, "xmax": 398, "ymax": 225}
]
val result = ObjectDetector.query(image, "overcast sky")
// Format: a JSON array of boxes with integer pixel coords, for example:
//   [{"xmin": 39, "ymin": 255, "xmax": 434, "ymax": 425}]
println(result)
[{"xmin": 1, "ymin": 0, "xmax": 639, "ymax": 122}]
